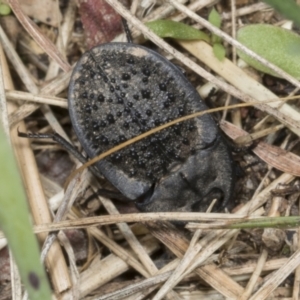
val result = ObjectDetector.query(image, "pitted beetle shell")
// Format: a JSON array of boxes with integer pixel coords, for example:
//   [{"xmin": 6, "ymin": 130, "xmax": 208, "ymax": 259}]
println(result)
[{"xmin": 68, "ymin": 42, "xmax": 234, "ymax": 212}]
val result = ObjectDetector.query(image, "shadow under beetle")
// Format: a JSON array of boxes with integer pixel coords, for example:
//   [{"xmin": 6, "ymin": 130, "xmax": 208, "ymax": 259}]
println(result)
[{"xmin": 21, "ymin": 20, "xmax": 235, "ymax": 213}]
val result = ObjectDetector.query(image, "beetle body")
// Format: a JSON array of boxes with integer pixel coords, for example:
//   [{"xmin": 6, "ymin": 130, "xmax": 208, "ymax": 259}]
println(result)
[{"xmin": 68, "ymin": 42, "xmax": 234, "ymax": 212}]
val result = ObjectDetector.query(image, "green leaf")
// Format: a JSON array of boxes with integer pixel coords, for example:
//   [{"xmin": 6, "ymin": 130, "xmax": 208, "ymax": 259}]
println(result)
[
  {"xmin": 0, "ymin": 3, "xmax": 11, "ymax": 15},
  {"xmin": 211, "ymin": 33, "xmax": 221, "ymax": 44},
  {"xmin": 146, "ymin": 20, "xmax": 210, "ymax": 42},
  {"xmin": 262, "ymin": 0, "xmax": 300, "ymax": 28},
  {"xmin": 213, "ymin": 43, "xmax": 226, "ymax": 61},
  {"xmin": 208, "ymin": 8, "xmax": 221, "ymax": 29},
  {"xmin": 0, "ymin": 128, "xmax": 51, "ymax": 300},
  {"xmin": 237, "ymin": 24, "xmax": 300, "ymax": 79},
  {"xmin": 227, "ymin": 216, "xmax": 300, "ymax": 230}
]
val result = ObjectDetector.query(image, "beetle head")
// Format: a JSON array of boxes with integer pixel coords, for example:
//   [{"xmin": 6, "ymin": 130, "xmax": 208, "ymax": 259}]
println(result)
[{"xmin": 135, "ymin": 137, "xmax": 234, "ymax": 212}]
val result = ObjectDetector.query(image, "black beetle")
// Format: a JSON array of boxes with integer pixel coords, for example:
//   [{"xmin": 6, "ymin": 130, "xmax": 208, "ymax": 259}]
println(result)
[{"xmin": 68, "ymin": 36, "xmax": 235, "ymax": 212}]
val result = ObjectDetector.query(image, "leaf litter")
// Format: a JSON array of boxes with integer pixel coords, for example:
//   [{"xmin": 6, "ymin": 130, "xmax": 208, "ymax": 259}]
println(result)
[{"xmin": 1, "ymin": 0, "xmax": 300, "ymax": 299}]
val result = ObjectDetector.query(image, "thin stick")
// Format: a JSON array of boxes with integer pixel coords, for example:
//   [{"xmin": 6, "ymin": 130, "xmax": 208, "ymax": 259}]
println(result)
[
  {"xmin": 239, "ymin": 190, "xmax": 283, "ymax": 299},
  {"xmin": 45, "ymin": 0, "xmax": 76, "ymax": 81},
  {"xmin": 292, "ymin": 199, "xmax": 300, "ymax": 299},
  {"xmin": 152, "ymin": 229, "xmax": 202, "ymax": 300},
  {"xmin": 222, "ymin": 2, "xmax": 271, "ymax": 19},
  {"xmin": 9, "ymin": 68, "xmax": 72, "ymax": 128},
  {"xmin": 95, "ymin": 193, "xmax": 158, "ymax": 275},
  {"xmin": 0, "ymin": 60, "xmax": 9, "ymax": 142},
  {"xmin": 6, "ymin": 90, "xmax": 67, "ymax": 108},
  {"xmin": 249, "ymin": 250, "xmax": 300, "ymax": 299},
  {"xmin": 0, "ymin": 26, "xmax": 38, "ymax": 94},
  {"xmin": 7, "ymin": 0, "xmax": 70, "ymax": 72}
]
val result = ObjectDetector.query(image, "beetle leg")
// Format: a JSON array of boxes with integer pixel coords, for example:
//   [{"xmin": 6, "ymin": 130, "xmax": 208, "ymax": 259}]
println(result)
[
  {"xmin": 17, "ymin": 130, "xmax": 103, "ymax": 178},
  {"xmin": 96, "ymin": 189, "xmax": 131, "ymax": 202},
  {"xmin": 121, "ymin": 18, "xmax": 133, "ymax": 43}
]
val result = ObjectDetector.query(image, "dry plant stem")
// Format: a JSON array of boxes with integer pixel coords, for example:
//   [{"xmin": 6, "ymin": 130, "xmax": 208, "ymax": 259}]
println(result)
[
  {"xmin": 40, "ymin": 105, "xmax": 70, "ymax": 140},
  {"xmin": 45, "ymin": 0, "xmax": 76, "ymax": 81},
  {"xmin": 105, "ymin": 0, "xmax": 300, "ymax": 136},
  {"xmin": 146, "ymin": 221, "xmax": 244, "ymax": 299},
  {"xmin": 221, "ymin": 93, "xmax": 230, "ymax": 122},
  {"xmin": 0, "ymin": 210, "xmax": 283, "ymax": 238},
  {"xmin": 97, "ymin": 272, "xmax": 173, "ymax": 300},
  {"xmin": 221, "ymin": 121, "xmax": 300, "ymax": 177},
  {"xmin": 40, "ymin": 69, "xmax": 73, "ymax": 95},
  {"xmin": 152, "ymin": 229, "xmax": 202, "ymax": 300},
  {"xmin": 231, "ymin": 105, "xmax": 242, "ymax": 128},
  {"xmin": 251, "ymin": 169, "xmax": 273, "ymax": 200},
  {"xmin": 249, "ymin": 250, "xmax": 300, "ymax": 299},
  {"xmin": 39, "ymin": 116, "xmax": 71, "ymax": 136},
  {"xmin": 178, "ymin": 40, "xmax": 300, "ymax": 136},
  {"xmin": 94, "ymin": 194, "xmax": 158, "ymax": 275},
  {"xmin": 174, "ymin": 173, "xmax": 293, "ymax": 297},
  {"xmin": 19, "ymin": 43, "xmax": 48, "ymax": 72},
  {"xmin": 152, "ymin": 203, "xmax": 218, "ymax": 299},
  {"xmin": 231, "ymin": 0, "xmax": 237, "ymax": 65},
  {"xmin": 116, "ymin": 0, "xmax": 187, "ymax": 40},
  {"xmin": 293, "ymin": 223, "xmax": 300, "ymax": 300},
  {"xmin": 0, "ymin": 52, "xmax": 9, "ymax": 140},
  {"xmin": 172, "ymin": 0, "xmax": 219, "ymax": 22},
  {"xmin": 0, "ymin": 26, "xmax": 38, "ymax": 94},
  {"xmin": 88, "ymin": 226, "xmax": 150, "ymax": 278},
  {"xmin": 239, "ymin": 192, "xmax": 282, "ymax": 299},
  {"xmin": 130, "ymin": 0, "xmax": 139, "ymax": 15},
  {"xmin": 178, "ymin": 288, "xmax": 292, "ymax": 299},
  {"xmin": 97, "ymin": 205, "xmax": 184, "ymax": 299},
  {"xmin": 143, "ymin": 0, "xmax": 187, "ymax": 22},
  {"xmin": 58, "ymin": 231, "xmax": 80, "ymax": 300},
  {"xmin": 7, "ymin": 0, "xmax": 70, "ymax": 72},
  {"xmin": 9, "ymin": 70, "xmax": 72, "ymax": 127},
  {"xmin": 253, "ymin": 88, "xmax": 300, "ymax": 133},
  {"xmin": 10, "ymin": 102, "xmax": 36, "ymax": 127},
  {"xmin": 253, "ymin": 115, "xmax": 272, "ymax": 131},
  {"xmin": 92, "ymin": 190, "xmax": 182, "ymax": 298},
  {"xmin": 78, "ymin": 233, "xmax": 160, "ymax": 297},
  {"xmin": 0, "ymin": 24, "xmax": 69, "ymax": 141},
  {"xmin": 234, "ymin": 124, "xmax": 284, "ymax": 144},
  {"xmin": 223, "ymin": 257, "xmax": 292, "ymax": 276},
  {"xmin": 169, "ymin": 0, "xmax": 300, "ymax": 89},
  {"xmin": 126, "ymin": 259, "xmax": 181, "ymax": 300},
  {"xmin": 225, "ymin": 0, "xmax": 241, "ymax": 126},
  {"xmin": 6, "ymin": 90, "xmax": 67, "ymax": 108},
  {"xmin": 26, "ymin": 212, "xmax": 271, "ymax": 234},
  {"xmin": 152, "ymin": 202, "xmax": 217, "ymax": 299},
  {"xmin": 10, "ymin": 251, "xmax": 22, "ymax": 300},
  {"xmin": 0, "ymin": 45, "xmax": 71, "ymax": 294},
  {"xmin": 41, "ymin": 170, "xmax": 89, "ymax": 263},
  {"xmin": 222, "ymin": 2, "xmax": 270, "ymax": 19},
  {"xmin": 182, "ymin": 229, "xmax": 241, "ymax": 278},
  {"xmin": 127, "ymin": 0, "xmax": 219, "ymax": 40}
]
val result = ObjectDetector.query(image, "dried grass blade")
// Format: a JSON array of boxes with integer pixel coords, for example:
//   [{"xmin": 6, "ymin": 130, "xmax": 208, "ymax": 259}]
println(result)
[
  {"xmin": 221, "ymin": 121, "xmax": 300, "ymax": 176},
  {"xmin": 249, "ymin": 250, "xmax": 300, "ymax": 299},
  {"xmin": 7, "ymin": 0, "xmax": 71, "ymax": 72}
]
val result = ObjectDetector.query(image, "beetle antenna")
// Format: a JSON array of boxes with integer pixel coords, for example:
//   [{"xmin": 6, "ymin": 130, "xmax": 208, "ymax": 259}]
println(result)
[{"xmin": 122, "ymin": 18, "xmax": 133, "ymax": 43}]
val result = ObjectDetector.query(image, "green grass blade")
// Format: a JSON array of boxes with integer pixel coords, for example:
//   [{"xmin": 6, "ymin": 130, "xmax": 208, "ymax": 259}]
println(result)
[
  {"xmin": 146, "ymin": 20, "xmax": 210, "ymax": 42},
  {"xmin": 0, "ymin": 127, "xmax": 51, "ymax": 299},
  {"xmin": 263, "ymin": 0, "xmax": 300, "ymax": 27},
  {"xmin": 228, "ymin": 216, "xmax": 300, "ymax": 229}
]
